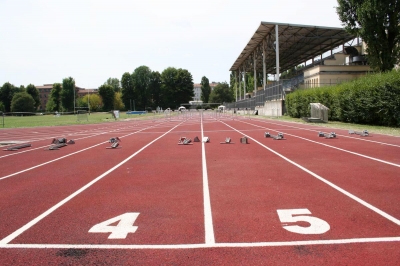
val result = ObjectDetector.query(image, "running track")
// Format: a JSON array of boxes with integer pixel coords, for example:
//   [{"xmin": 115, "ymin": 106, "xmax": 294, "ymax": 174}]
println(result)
[{"xmin": 0, "ymin": 112, "xmax": 399, "ymax": 265}]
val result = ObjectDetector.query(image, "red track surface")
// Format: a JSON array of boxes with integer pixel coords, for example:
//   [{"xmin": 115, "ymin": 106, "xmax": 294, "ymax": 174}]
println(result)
[{"xmin": 0, "ymin": 113, "xmax": 399, "ymax": 265}]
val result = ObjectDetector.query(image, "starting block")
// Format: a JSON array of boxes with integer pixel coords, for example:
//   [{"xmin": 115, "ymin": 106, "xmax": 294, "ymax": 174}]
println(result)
[
  {"xmin": 107, "ymin": 137, "xmax": 121, "ymax": 149},
  {"xmin": 265, "ymin": 132, "xmax": 285, "ymax": 140},
  {"xmin": 240, "ymin": 136, "xmax": 248, "ymax": 144},
  {"xmin": 202, "ymin": 137, "xmax": 210, "ymax": 143},
  {"xmin": 178, "ymin": 137, "xmax": 193, "ymax": 145},
  {"xmin": 109, "ymin": 137, "xmax": 121, "ymax": 143},
  {"xmin": 107, "ymin": 141, "xmax": 121, "ymax": 149},
  {"xmin": 47, "ymin": 143, "xmax": 67, "ymax": 150},
  {"xmin": 318, "ymin": 132, "xmax": 337, "ymax": 139},
  {"xmin": 193, "ymin": 136, "xmax": 200, "ymax": 142},
  {"xmin": 3, "ymin": 143, "xmax": 32, "ymax": 151},
  {"xmin": 220, "ymin": 137, "xmax": 234, "ymax": 144},
  {"xmin": 52, "ymin": 138, "xmax": 67, "ymax": 144},
  {"xmin": 349, "ymin": 130, "xmax": 369, "ymax": 137}
]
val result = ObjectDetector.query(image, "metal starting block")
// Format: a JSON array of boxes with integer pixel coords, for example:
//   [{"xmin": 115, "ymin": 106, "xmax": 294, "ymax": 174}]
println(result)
[
  {"xmin": 240, "ymin": 136, "xmax": 249, "ymax": 144},
  {"xmin": 178, "ymin": 137, "xmax": 193, "ymax": 145},
  {"xmin": 265, "ymin": 132, "xmax": 285, "ymax": 140},
  {"xmin": 318, "ymin": 132, "xmax": 337, "ymax": 139},
  {"xmin": 109, "ymin": 137, "xmax": 121, "ymax": 143},
  {"xmin": 193, "ymin": 136, "xmax": 200, "ymax": 142},
  {"xmin": 3, "ymin": 143, "xmax": 32, "ymax": 151},
  {"xmin": 107, "ymin": 137, "xmax": 121, "ymax": 148},
  {"xmin": 52, "ymin": 138, "xmax": 67, "ymax": 144},
  {"xmin": 202, "ymin": 137, "xmax": 210, "ymax": 143},
  {"xmin": 220, "ymin": 137, "xmax": 234, "ymax": 144},
  {"xmin": 349, "ymin": 130, "xmax": 369, "ymax": 137},
  {"xmin": 47, "ymin": 143, "xmax": 67, "ymax": 150},
  {"xmin": 106, "ymin": 141, "xmax": 121, "ymax": 149}
]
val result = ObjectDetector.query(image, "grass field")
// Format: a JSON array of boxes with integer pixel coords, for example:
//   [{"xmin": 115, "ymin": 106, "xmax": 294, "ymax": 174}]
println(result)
[
  {"xmin": 0, "ymin": 111, "xmax": 399, "ymax": 137},
  {"xmin": 0, "ymin": 112, "xmax": 164, "ymax": 128}
]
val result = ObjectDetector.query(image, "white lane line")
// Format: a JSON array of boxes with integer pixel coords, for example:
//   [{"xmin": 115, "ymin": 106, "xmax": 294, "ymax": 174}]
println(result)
[
  {"xmin": 220, "ymin": 121, "xmax": 400, "ymax": 226},
  {"xmin": 1, "ymin": 236, "xmax": 400, "ymax": 249},
  {"xmin": 201, "ymin": 112, "xmax": 215, "ymax": 244},
  {"xmin": 0, "ymin": 122, "xmax": 183, "ymax": 245},
  {"xmin": 239, "ymin": 120, "xmax": 400, "ymax": 168},
  {"xmin": 256, "ymin": 118, "xmax": 400, "ymax": 148},
  {"xmin": 0, "ymin": 122, "xmax": 167, "ymax": 181}
]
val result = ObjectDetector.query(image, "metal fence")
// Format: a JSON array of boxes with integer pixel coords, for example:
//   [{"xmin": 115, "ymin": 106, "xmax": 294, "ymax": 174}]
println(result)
[
  {"xmin": 225, "ymin": 79, "xmax": 289, "ymax": 110},
  {"xmin": 224, "ymin": 74, "xmax": 352, "ymax": 111}
]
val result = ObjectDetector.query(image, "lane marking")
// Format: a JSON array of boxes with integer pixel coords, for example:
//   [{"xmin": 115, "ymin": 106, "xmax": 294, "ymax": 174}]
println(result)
[
  {"xmin": 239, "ymin": 120, "xmax": 400, "ymax": 168},
  {"xmin": 0, "ymin": 122, "xmax": 183, "ymax": 245},
  {"xmin": 220, "ymin": 121, "xmax": 400, "ymax": 226},
  {"xmin": 0, "ymin": 122, "xmax": 167, "ymax": 181},
  {"xmin": 1, "ymin": 236, "xmax": 400, "ymax": 249},
  {"xmin": 201, "ymin": 112, "xmax": 215, "ymax": 244}
]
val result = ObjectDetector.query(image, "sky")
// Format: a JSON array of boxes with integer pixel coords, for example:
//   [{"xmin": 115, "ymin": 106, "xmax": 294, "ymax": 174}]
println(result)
[{"xmin": 0, "ymin": 0, "xmax": 344, "ymax": 89}]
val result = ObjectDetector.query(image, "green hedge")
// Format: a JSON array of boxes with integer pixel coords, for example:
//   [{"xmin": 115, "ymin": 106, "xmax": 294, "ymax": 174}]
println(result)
[{"xmin": 286, "ymin": 70, "xmax": 400, "ymax": 127}]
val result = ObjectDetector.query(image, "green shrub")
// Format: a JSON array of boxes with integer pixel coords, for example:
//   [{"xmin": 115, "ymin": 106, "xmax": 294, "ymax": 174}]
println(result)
[{"xmin": 285, "ymin": 70, "xmax": 400, "ymax": 126}]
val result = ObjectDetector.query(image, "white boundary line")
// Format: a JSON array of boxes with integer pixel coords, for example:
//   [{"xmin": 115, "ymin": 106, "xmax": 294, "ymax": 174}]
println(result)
[
  {"xmin": 239, "ymin": 120, "xmax": 400, "ymax": 168},
  {"xmin": 0, "ymin": 122, "xmax": 183, "ymax": 245},
  {"xmin": 220, "ymin": 121, "xmax": 400, "ymax": 227},
  {"xmin": 1, "ymin": 236, "xmax": 400, "ymax": 249},
  {"xmin": 0, "ymin": 121, "xmax": 167, "ymax": 181},
  {"xmin": 201, "ymin": 112, "xmax": 215, "ymax": 244}
]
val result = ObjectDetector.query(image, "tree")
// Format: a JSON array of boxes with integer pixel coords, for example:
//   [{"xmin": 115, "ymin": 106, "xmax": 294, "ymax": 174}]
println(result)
[
  {"xmin": 149, "ymin": 71, "xmax": 161, "ymax": 108},
  {"xmin": 45, "ymin": 97, "xmax": 56, "ymax": 112},
  {"xmin": 61, "ymin": 77, "xmax": 76, "ymax": 112},
  {"xmin": 336, "ymin": 0, "xmax": 400, "ymax": 72},
  {"xmin": 121, "ymin": 72, "xmax": 135, "ymax": 110},
  {"xmin": 0, "ymin": 82, "xmax": 24, "ymax": 112},
  {"xmin": 49, "ymin": 83, "xmax": 62, "ymax": 112},
  {"xmin": 201, "ymin": 76, "xmax": 211, "ymax": 103},
  {"xmin": 26, "ymin": 84, "xmax": 40, "ymax": 109},
  {"xmin": 98, "ymin": 84, "xmax": 115, "ymax": 111},
  {"xmin": 209, "ymin": 82, "xmax": 234, "ymax": 104},
  {"xmin": 160, "ymin": 67, "xmax": 194, "ymax": 109},
  {"xmin": 104, "ymin": 77, "xmax": 121, "ymax": 92},
  {"xmin": 88, "ymin": 94, "xmax": 103, "ymax": 111},
  {"xmin": 132, "ymin": 66, "xmax": 152, "ymax": 110},
  {"xmin": 11, "ymin": 92, "xmax": 35, "ymax": 112},
  {"xmin": 114, "ymin": 92, "xmax": 125, "ymax": 110}
]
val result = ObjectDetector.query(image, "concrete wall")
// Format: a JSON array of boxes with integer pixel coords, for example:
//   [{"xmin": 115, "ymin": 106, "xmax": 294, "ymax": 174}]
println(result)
[{"xmin": 256, "ymin": 100, "xmax": 283, "ymax": 116}]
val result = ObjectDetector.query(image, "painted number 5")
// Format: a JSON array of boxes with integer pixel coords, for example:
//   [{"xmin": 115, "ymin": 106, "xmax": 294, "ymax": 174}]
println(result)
[
  {"xmin": 89, "ymin": 213, "xmax": 139, "ymax": 239},
  {"xmin": 277, "ymin": 209, "xmax": 330, "ymax": 234}
]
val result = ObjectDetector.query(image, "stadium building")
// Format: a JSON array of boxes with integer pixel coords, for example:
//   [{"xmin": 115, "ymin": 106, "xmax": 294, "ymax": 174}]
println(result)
[{"xmin": 226, "ymin": 22, "xmax": 371, "ymax": 116}]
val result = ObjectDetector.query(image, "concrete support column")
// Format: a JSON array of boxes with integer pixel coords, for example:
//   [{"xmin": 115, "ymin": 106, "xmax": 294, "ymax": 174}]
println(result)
[
  {"xmin": 244, "ymin": 68, "xmax": 247, "ymax": 98},
  {"xmin": 253, "ymin": 52, "xmax": 257, "ymax": 97},
  {"xmin": 235, "ymin": 71, "xmax": 238, "ymax": 101},
  {"xmin": 239, "ymin": 71, "xmax": 242, "ymax": 100},
  {"xmin": 275, "ymin": 24, "xmax": 280, "ymax": 81},
  {"xmin": 263, "ymin": 40, "xmax": 266, "ymax": 90}
]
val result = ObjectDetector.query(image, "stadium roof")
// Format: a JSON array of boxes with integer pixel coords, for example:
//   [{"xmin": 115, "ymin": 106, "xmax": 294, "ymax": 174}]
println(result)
[{"xmin": 230, "ymin": 22, "xmax": 357, "ymax": 73}]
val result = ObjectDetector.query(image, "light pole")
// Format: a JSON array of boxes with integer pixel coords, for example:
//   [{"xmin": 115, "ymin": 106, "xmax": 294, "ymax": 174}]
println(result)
[{"xmin": 87, "ymin": 90, "xmax": 90, "ymax": 114}]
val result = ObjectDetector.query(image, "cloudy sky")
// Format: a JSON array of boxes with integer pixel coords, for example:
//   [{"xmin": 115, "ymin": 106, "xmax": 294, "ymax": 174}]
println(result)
[{"xmin": 0, "ymin": 0, "xmax": 343, "ymax": 88}]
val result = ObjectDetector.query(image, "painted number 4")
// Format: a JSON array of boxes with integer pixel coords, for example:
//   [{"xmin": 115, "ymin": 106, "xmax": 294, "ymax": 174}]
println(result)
[
  {"xmin": 277, "ymin": 209, "xmax": 330, "ymax": 234},
  {"xmin": 89, "ymin": 213, "xmax": 140, "ymax": 239}
]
